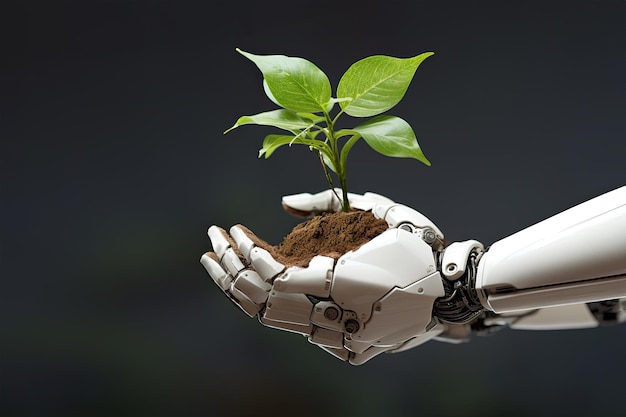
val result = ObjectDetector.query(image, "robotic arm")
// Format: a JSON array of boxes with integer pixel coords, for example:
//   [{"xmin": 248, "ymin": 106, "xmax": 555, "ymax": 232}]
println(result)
[
  {"xmin": 201, "ymin": 186, "xmax": 626, "ymax": 365},
  {"xmin": 436, "ymin": 184, "xmax": 626, "ymax": 339}
]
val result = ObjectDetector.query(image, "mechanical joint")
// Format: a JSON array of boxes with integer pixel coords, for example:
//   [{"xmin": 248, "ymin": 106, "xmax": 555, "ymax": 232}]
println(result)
[
  {"xmin": 311, "ymin": 301, "xmax": 344, "ymax": 332},
  {"xmin": 434, "ymin": 244, "xmax": 486, "ymax": 324},
  {"xmin": 441, "ymin": 240, "xmax": 484, "ymax": 281}
]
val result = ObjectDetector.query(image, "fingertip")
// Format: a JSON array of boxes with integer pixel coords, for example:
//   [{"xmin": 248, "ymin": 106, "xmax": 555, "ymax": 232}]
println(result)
[
  {"xmin": 207, "ymin": 226, "xmax": 231, "ymax": 256},
  {"xmin": 200, "ymin": 251, "xmax": 219, "ymax": 263},
  {"xmin": 230, "ymin": 225, "xmax": 254, "ymax": 260},
  {"xmin": 282, "ymin": 203, "xmax": 313, "ymax": 218},
  {"xmin": 200, "ymin": 252, "xmax": 231, "ymax": 291}
]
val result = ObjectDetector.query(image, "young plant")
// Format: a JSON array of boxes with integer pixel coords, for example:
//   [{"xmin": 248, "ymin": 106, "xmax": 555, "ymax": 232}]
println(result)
[{"xmin": 224, "ymin": 48, "xmax": 433, "ymax": 212}]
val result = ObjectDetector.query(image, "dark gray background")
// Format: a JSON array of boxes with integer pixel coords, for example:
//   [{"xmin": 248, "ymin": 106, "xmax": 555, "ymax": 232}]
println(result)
[{"xmin": 3, "ymin": 1, "xmax": 625, "ymax": 416}]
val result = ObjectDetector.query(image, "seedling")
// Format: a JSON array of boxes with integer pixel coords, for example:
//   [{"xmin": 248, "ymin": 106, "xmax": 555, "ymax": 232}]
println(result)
[{"xmin": 224, "ymin": 48, "xmax": 433, "ymax": 212}]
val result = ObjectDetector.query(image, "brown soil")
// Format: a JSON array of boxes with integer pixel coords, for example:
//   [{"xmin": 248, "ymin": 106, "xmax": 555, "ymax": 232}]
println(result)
[{"xmin": 239, "ymin": 210, "xmax": 388, "ymax": 268}]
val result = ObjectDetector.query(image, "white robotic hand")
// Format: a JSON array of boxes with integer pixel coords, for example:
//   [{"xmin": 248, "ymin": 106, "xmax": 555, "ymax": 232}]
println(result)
[
  {"xmin": 202, "ymin": 186, "xmax": 626, "ymax": 365},
  {"xmin": 201, "ymin": 189, "xmax": 450, "ymax": 365}
]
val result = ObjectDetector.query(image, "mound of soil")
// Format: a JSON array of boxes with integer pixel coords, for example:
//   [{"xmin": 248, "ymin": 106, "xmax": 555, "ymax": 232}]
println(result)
[
  {"xmin": 241, "ymin": 210, "xmax": 388, "ymax": 268},
  {"xmin": 276, "ymin": 210, "xmax": 388, "ymax": 267}
]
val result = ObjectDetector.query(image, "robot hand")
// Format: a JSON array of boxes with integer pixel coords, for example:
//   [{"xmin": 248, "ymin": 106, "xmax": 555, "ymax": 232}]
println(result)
[{"xmin": 201, "ymin": 189, "xmax": 451, "ymax": 365}]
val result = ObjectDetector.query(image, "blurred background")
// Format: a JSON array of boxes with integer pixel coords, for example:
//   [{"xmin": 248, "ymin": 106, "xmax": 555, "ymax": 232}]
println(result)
[{"xmin": 3, "ymin": 1, "xmax": 625, "ymax": 416}]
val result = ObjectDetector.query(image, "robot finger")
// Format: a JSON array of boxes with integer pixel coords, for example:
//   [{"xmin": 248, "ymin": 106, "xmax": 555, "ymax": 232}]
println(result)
[
  {"xmin": 348, "ymin": 192, "xmax": 396, "ymax": 212},
  {"xmin": 273, "ymin": 255, "xmax": 334, "ymax": 298},
  {"xmin": 207, "ymin": 225, "xmax": 250, "ymax": 276},
  {"xmin": 200, "ymin": 252, "xmax": 232, "ymax": 291},
  {"xmin": 281, "ymin": 188, "xmax": 343, "ymax": 216},
  {"xmin": 281, "ymin": 189, "xmax": 397, "ymax": 217},
  {"xmin": 207, "ymin": 226, "xmax": 232, "ymax": 258},
  {"xmin": 228, "ymin": 225, "xmax": 255, "ymax": 261},
  {"xmin": 201, "ymin": 251, "xmax": 270, "ymax": 317},
  {"xmin": 229, "ymin": 225, "xmax": 286, "ymax": 282},
  {"xmin": 372, "ymin": 203, "xmax": 445, "ymax": 244},
  {"xmin": 230, "ymin": 269, "xmax": 271, "ymax": 316}
]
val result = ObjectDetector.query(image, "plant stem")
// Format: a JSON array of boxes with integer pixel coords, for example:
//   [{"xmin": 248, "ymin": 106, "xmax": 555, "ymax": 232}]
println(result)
[
  {"xmin": 332, "ymin": 145, "xmax": 350, "ymax": 212},
  {"xmin": 322, "ymin": 111, "xmax": 351, "ymax": 212},
  {"xmin": 338, "ymin": 169, "xmax": 350, "ymax": 212},
  {"xmin": 318, "ymin": 151, "xmax": 342, "ymax": 205}
]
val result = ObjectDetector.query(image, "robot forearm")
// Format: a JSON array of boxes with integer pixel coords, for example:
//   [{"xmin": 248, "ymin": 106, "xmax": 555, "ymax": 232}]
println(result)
[
  {"xmin": 435, "ymin": 185, "xmax": 626, "ymax": 333},
  {"xmin": 476, "ymin": 185, "xmax": 626, "ymax": 313}
]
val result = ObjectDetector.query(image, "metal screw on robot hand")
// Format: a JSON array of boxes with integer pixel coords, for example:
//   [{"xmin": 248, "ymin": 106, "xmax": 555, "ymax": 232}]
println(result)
[
  {"xmin": 324, "ymin": 306, "xmax": 339, "ymax": 321},
  {"xmin": 344, "ymin": 319, "xmax": 360, "ymax": 333},
  {"xmin": 422, "ymin": 227, "xmax": 437, "ymax": 244}
]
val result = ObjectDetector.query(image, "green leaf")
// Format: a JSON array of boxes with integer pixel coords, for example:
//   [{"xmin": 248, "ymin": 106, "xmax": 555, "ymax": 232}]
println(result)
[
  {"xmin": 224, "ymin": 109, "xmax": 313, "ymax": 134},
  {"xmin": 263, "ymin": 79, "xmax": 281, "ymax": 107},
  {"xmin": 351, "ymin": 115, "xmax": 430, "ymax": 165},
  {"xmin": 321, "ymin": 152, "xmax": 337, "ymax": 174},
  {"xmin": 258, "ymin": 134, "xmax": 333, "ymax": 159},
  {"xmin": 237, "ymin": 48, "xmax": 332, "ymax": 113},
  {"xmin": 337, "ymin": 52, "xmax": 434, "ymax": 117},
  {"xmin": 259, "ymin": 134, "xmax": 305, "ymax": 158},
  {"xmin": 295, "ymin": 112, "xmax": 326, "ymax": 124}
]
